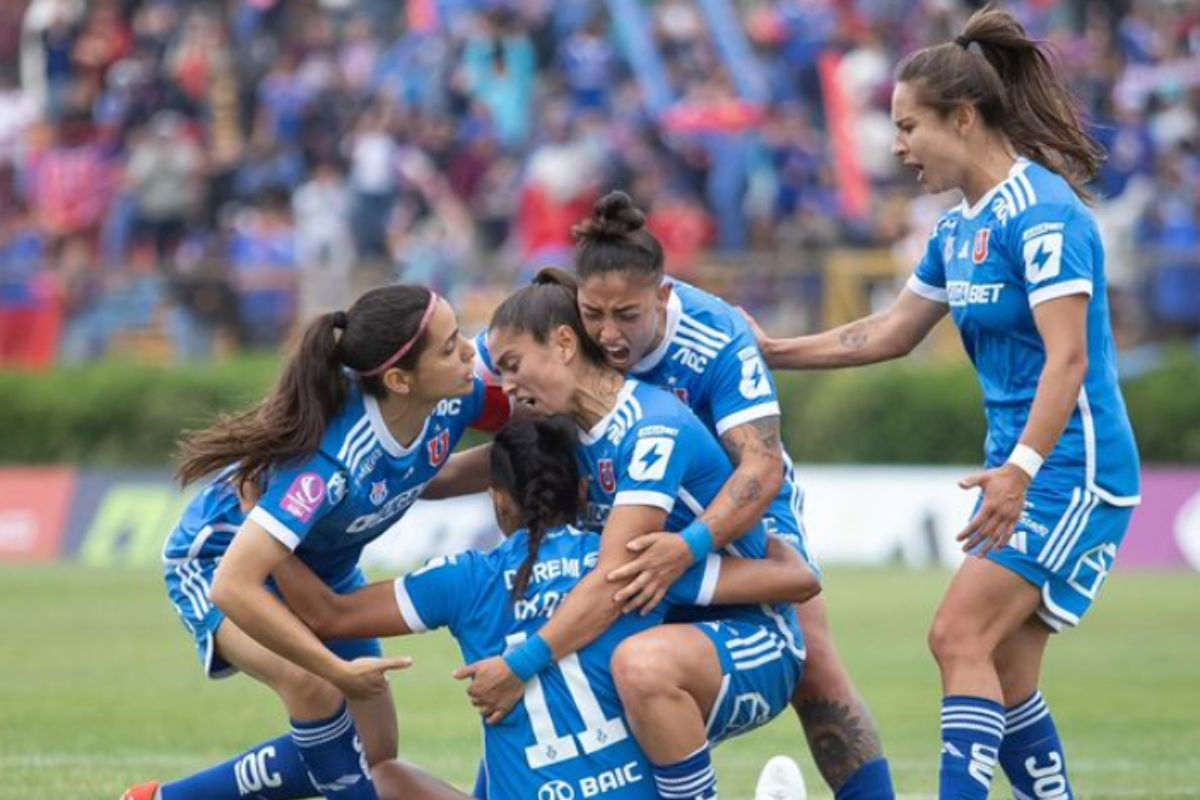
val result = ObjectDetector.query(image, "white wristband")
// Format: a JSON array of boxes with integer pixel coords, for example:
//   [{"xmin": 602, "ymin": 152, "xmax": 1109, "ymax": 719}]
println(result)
[{"xmin": 1007, "ymin": 443, "xmax": 1044, "ymax": 480}]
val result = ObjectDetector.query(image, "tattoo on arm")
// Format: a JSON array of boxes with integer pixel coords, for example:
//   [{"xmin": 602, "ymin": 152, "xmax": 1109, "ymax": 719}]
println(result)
[
  {"xmin": 720, "ymin": 417, "xmax": 783, "ymax": 468},
  {"xmin": 838, "ymin": 320, "xmax": 870, "ymax": 351},
  {"xmin": 798, "ymin": 698, "xmax": 884, "ymax": 789}
]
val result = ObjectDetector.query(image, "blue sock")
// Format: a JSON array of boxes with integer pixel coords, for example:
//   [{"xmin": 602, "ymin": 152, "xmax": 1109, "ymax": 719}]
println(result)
[
  {"xmin": 291, "ymin": 703, "xmax": 377, "ymax": 799},
  {"xmin": 471, "ymin": 759, "xmax": 488, "ymax": 799},
  {"xmin": 160, "ymin": 733, "xmax": 316, "ymax": 799},
  {"xmin": 653, "ymin": 745, "xmax": 718, "ymax": 800},
  {"xmin": 939, "ymin": 695, "xmax": 1004, "ymax": 800},
  {"xmin": 1000, "ymin": 691, "xmax": 1074, "ymax": 799},
  {"xmin": 835, "ymin": 757, "xmax": 895, "ymax": 800}
]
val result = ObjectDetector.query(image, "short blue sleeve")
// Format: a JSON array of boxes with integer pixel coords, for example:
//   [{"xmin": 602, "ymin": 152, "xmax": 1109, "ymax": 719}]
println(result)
[
  {"xmin": 473, "ymin": 329, "xmax": 500, "ymax": 380},
  {"xmin": 1008, "ymin": 203, "xmax": 1096, "ymax": 308},
  {"xmin": 906, "ymin": 222, "xmax": 949, "ymax": 304},
  {"xmin": 248, "ymin": 455, "xmax": 347, "ymax": 551},
  {"xmin": 393, "ymin": 551, "xmax": 480, "ymax": 635},
  {"xmin": 705, "ymin": 333, "xmax": 782, "ymax": 438},
  {"xmin": 664, "ymin": 554, "xmax": 722, "ymax": 608},
  {"xmin": 612, "ymin": 417, "xmax": 690, "ymax": 515}
]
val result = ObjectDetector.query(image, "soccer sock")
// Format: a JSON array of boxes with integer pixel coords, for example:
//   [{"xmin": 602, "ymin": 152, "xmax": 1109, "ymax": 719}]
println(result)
[
  {"xmin": 939, "ymin": 695, "xmax": 1004, "ymax": 800},
  {"xmin": 653, "ymin": 744, "xmax": 718, "ymax": 800},
  {"xmin": 471, "ymin": 759, "xmax": 488, "ymax": 799},
  {"xmin": 159, "ymin": 733, "xmax": 316, "ymax": 799},
  {"xmin": 291, "ymin": 702, "xmax": 378, "ymax": 799},
  {"xmin": 1000, "ymin": 691, "xmax": 1074, "ymax": 799},
  {"xmin": 835, "ymin": 757, "xmax": 896, "ymax": 799}
]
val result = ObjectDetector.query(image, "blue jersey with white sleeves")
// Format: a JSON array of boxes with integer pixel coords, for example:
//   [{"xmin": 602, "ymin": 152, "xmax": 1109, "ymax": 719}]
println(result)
[
  {"xmin": 907, "ymin": 158, "xmax": 1140, "ymax": 505},
  {"xmin": 576, "ymin": 378, "xmax": 804, "ymax": 650},
  {"xmin": 163, "ymin": 377, "xmax": 507, "ymax": 583},
  {"xmin": 394, "ymin": 524, "xmax": 719, "ymax": 800}
]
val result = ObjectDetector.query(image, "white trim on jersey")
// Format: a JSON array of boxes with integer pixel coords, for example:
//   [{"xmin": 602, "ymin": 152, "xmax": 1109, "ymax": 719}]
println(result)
[
  {"xmin": 673, "ymin": 330, "xmax": 719, "ymax": 359},
  {"xmin": 677, "ymin": 487, "xmax": 705, "ymax": 517},
  {"xmin": 365, "ymin": 393, "xmax": 429, "ymax": 457},
  {"xmin": 705, "ymin": 673, "xmax": 732, "ymax": 736},
  {"xmin": 248, "ymin": 506, "xmax": 301, "ymax": 551},
  {"xmin": 678, "ymin": 313, "xmax": 732, "ymax": 346},
  {"xmin": 1076, "ymin": 386, "xmax": 1141, "ymax": 506},
  {"xmin": 336, "ymin": 416, "xmax": 371, "ymax": 463},
  {"xmin": 1016, "ymin": 171, "xmax": 1038, "ymax": 207},
  {"xmin": 1049, "ymin": 493, "xmax": 1100, "ymax": 573},
  {"xmin": 906, "ymin": 274, "xmax": 949, "ymax": 304},
  {"xmin": 714, "ymin": 402, "xmax": 782, "ymax": 437},
  {"xmin": 960, "ymin": 158, "xmax": 1031, "ymax": 220},
  {"xmin": 393, "ymin": 578, "xmax": 429, "ymax": 633},
  {"xmin": 631, "ymin": 292, "xmax": 683, "ymax": 374},
  {"xmin": 187, "ymin": 523, "xmax": 239, "ymax": 560},
  {"xmin": 578, "ymin": 379, "xmax": 639, "ymax": 445},
  {"xmin": 1028, "ymin": 278, "xmax": 1093, "ymax": 308},
  {"xmin": 696, "ymin": 554, "xmax": 721, "ymax": 606},
  {"xmin": 613, "ymin": 490, "xmax": 675, "ymax": 512}
]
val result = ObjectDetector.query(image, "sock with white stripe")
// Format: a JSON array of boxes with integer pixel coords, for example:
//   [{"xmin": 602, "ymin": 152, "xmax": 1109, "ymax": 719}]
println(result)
[
  {"xmin": 159, "ymin": 733, "xmax": 316, "ymax": 799},
  {"xmin": 291, "ymin": 703, "xmax": 378, "ymax": 799},
  {"xmin": 653, "ymin": 744, "xmax": 718, "ymax": 800},
  {"xmin": 939, "ymin": 695, "xmax": 1004, "ymax": 800},
  {"xmin": 999, "ymin": 691, "xmax": 1074, "ymax": 799}
]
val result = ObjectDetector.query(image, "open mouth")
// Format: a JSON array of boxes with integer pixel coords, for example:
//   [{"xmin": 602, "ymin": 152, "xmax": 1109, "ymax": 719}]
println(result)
[
  {"xmin": 603, "ymin": 345, "xmax": 631, "ymax": 365},
  {"xmin": 515, "ymin": 395, "xmax": 537, "ymax": 409}
]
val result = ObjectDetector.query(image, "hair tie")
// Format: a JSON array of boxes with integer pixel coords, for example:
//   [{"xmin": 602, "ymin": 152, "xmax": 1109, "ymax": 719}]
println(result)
[
  {"xmin": 955, "ymin": 35, "xmax": 972, "ymax": 49},
  {"xmin": 361, "ymin": 292, "xmax": 440, "ymax": 377},
  {"xmin": 332, "ymin": 310, "xmax": 348, "ymax": 330}
]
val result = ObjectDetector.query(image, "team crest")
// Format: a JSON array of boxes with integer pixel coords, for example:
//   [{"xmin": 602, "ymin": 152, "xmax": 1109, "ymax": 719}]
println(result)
[
  {"xmin": 972, "ymin": 229, "xmax": 991, "ymax": 264},
  {"xmin": 369, "ymin": 480, "xmax": 388, "ymax": 506},
  {"xmin": 426, "ymin": 429, "xmax": 451, "ymax": 467},
  {"xmin": 598, "ymin": 458, "xmax": 616, "ymax": 493}
]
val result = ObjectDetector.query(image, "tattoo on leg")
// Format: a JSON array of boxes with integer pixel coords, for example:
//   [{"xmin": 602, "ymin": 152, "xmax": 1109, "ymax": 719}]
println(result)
[
  {"xmin": 798, "ymin": 698, "xmax": 884, "ymax": 790},
  {"xmin": 838, "ymin": 322, "xmax": 869, "ymax": 351}
]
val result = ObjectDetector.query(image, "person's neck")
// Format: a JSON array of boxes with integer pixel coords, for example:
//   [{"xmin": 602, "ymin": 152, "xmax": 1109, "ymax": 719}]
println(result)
[
  {"xmin": 377, "ymin": 393, "xmax": 438, "ymax": 449},
  {"xmin": 961, "ymin": 139, "xmax": 1019, "ymax": 207},
  {"xmin": 572, "ymin": 363, "xmax": 626, "ymax": 431}
]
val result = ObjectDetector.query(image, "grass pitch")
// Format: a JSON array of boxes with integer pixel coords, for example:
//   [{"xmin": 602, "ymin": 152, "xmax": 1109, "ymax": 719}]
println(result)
[{"xmin": 1, "ymin": 566, "xmax": 1197, "ymax": 799}]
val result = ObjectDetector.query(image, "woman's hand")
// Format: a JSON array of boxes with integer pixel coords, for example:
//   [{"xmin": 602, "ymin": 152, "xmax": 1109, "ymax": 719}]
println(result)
[
  {"xmin": 454, "ymin": 656, "xmax": 525, "ymax": 725},
  {"xmin": 607, "ymin": 532, "xmax": 692, "ymax": 615},
  {"xmin": 957, "ymin": 464, "xmax": 1031, "ymax": 555},
  {"xmin": 330, "ymin": 656, "xmax": 414, "ymax": 701}
]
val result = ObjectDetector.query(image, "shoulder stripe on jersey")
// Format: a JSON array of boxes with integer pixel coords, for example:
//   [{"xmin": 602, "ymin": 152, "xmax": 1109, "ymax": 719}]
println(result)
[
  {"xmin": 1017, "ymin": 171, "xmax": 1037, "ymax": 206},
  {"xmin": 677, "ymin": 321, "xmax": 727, "ymax": 352},
  {"xmin": 394, "ymin": 578, "xmax": 429, "ymax": 633},
  {"xmin": 998, "ymin": 184, "xmax": 1022, "ymax": 216},
  {"xmin": 340, "ymin": 419, "xmax": 373, "ymax": 466},
  {"xmin": 1011, "ymin": 174, "xmax": 1031, "ymax": 210},
  {"xmin": 614, "ymin": 490, "xmax": 675, "ymax": 512},
  {"xmin": 628, "ymin": 394, "xmax": 644, "ymax": 423},
  {"xmin": 347, "ymin": 432, "xmax": 379, "ymax": 475},
  {"xmin": 679, "ymin": 315, "xmax": 731, "ymax": 346},
  {"xmin": 674, "ymin": 331, "xmax": 719, "ymax": 359},
  {"xmin": 248, "ymin": 506, "xmax": 301, "ymax": 551},
  {"xmin": 336, "ymin": 417, "xmax": 371, "ymax": 463}
]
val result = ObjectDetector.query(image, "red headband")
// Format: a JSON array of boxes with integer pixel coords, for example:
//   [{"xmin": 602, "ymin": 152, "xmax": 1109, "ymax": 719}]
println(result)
[{"xmin": 361, "ymin": 292, "xmax": 440, "ymax": 377}]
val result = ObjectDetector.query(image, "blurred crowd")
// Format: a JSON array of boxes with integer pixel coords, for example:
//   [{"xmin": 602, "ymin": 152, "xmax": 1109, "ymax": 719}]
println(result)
[{"xmin": 0, "ymin": 0, "xmax": 1198, "ymax": 363}]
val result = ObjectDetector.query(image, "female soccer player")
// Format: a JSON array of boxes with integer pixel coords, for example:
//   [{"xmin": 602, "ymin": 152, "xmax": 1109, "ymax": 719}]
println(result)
[
  {"xmin": 460, "ymin": 274, "xmax": 808, "ymax": 799},
  {"xmin": 474, "ymin": 192, "xmax": 893, "ymax": 799},
  {"xmin": 124, "ymin": 285, "xmax": 510, "ymax": 800},
  {"xmin": 271, "ymin": 416, "xmax": 820, "ymax": 800},
  {"xmin": 745, "ymin": 9, "xmax": 1139, "ymax": 799}
]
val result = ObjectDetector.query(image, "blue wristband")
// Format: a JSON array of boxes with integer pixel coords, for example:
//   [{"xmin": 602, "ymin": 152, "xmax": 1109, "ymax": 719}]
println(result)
[
  {"xmin": 503, "ymin": 633, "xmax": 553, "ymax": 682},
  {"xmin": 680, "ymin": 519, "xmax": 715, "ymax": 564}
]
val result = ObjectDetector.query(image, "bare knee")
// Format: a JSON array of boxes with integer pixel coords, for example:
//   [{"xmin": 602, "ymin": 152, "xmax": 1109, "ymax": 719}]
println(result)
[
  {"xmin": 612, "ymin": 637, "xmax": 680, "ymax": 704},
  {"xmin": 928, "ymin": 612, "xmax": 992, "ymax": 671},
  {"xmin": 274, "ymin": 667, "xmax": 343, "ymax": 719}
]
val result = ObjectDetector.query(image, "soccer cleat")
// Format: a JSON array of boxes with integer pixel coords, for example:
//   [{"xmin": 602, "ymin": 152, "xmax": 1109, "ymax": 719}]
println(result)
[
  {"xmin": 120, "ymin": 782, "xmax": 159, "ymax": 800},
  {"xmin": 755, "ymin": 755, "xmax": 807, "ymax": 800}
]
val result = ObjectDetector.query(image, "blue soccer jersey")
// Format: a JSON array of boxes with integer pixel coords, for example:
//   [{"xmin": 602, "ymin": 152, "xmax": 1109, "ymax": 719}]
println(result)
[
  {"xmin": 576, "ymin": 378, "xmax": 804, "ymax": 650},
  {"xmin": 395, "ymin": 525, "xmax": 719, "ymax": 800},
  {"xmin": 163, "ymin": 376, "xmax": 511, "ymax": 583},
  {"xmin": 907, "ymin": 158, "xmax": 1140, "ymax": 506}
]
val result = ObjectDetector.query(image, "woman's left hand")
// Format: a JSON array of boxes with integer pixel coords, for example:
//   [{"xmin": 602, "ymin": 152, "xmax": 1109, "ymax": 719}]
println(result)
[
  {"xmin": 957, "ymin": 464, "xmax": 1031, "ymax": 555},
  {"xmin": 607, "ymin": 532, "xmax": 692, "ymax": 616},
  {"xmin": 454, "ymin": 656, "xmax": 525, "ymax": 725}
]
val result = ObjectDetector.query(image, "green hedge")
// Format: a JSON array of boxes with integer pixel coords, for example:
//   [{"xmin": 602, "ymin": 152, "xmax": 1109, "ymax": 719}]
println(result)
[{"xmin": 2, "ymin": 353, "xmax": 1197, "ymax": 466}]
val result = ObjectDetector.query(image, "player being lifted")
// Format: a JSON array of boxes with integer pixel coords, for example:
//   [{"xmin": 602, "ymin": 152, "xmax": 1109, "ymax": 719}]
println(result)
[
  {"xmin": 124, "ymin": 286, "xmax": 510, "ymax": 800},
  {"xmin": 745, "ymin": 8, "xmax": 1139, "ymax": 799},
  {"xmin": 459, "ymin": 274, "xmax": 808, "ymax": 800},
  {"xmin": 475, "ymin": 192, "xmax": 894, "ymax": 799},
  {"xmin": 270, "ymin": 415, "xmax": 820, "ymax": 800}
]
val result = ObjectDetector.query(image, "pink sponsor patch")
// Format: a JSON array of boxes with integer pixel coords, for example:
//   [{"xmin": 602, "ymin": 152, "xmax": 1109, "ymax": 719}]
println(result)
[{"xmin": 280, "ymin": 472, "xmax": 327, "ymax": 523}]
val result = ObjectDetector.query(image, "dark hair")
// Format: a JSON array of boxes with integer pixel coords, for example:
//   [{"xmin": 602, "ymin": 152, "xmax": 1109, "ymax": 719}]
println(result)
[
  {"xmin": 572, "ymin": 191, "xmax": 665, "ymax": 282},
  {"xmin": 896, "ymin": 5, "xmax": 1104, "ymax": 201},
  {"xmin": 178, "ymin": 285, "xmax": 435, "ymax": 489},
  {"xmin": 491, "ymin": 416, "xmax": 581, "ymax": 600},
  {"xmin": 489, "ymin": 268, "xmax": 607, "ymax": 366}
]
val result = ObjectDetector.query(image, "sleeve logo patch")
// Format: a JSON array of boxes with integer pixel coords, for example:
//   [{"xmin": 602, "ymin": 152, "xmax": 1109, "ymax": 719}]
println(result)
[
  {"xmin": 281, "ymin": 473, "xmax": 326, "ymax": 523},
  {"xmin": 739, "ymin": 356, "xmax": 771, "ymax": 400},
  {"xmin": 628, "ymin": 436, "xmax": 675, "ymax": 482},
  {"xmin": 1023, "ymin": 231, "xmax": 1063, "ymax": 284}
]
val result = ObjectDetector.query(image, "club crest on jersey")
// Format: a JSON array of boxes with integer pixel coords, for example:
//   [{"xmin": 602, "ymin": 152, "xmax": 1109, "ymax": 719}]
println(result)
[
  {"xmin": 598, "ymin": 458, "xmax": 616, "ymax": 493},
  {"xmin": 972, "ymin": 229, "xmax": 991, "ymax": 264},
  {"xmin": 369, "ymin": 480, "xmax": 388, "ymax": 506},
  {"xmin": 426, "ymin": 429, "xmax": 450, "ymax": 467}
]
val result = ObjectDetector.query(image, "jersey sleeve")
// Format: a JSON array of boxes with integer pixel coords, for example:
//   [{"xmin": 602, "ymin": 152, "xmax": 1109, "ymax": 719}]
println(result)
[
  {"xmin": 1008, "ymin": 203, "xmax": 1096, "ymax": 308},
  {"xmin": 706, "ymin": 331, "xmax": 781, "ymax": 437},
  {"xmin": 664, "ymin": 553, "xmax": 722, "ymax": 608},
  {"xmin": 612, "ymin": 417, "xmax": 690, "ymax": 514},
  {"xmin": 392, "ymin": 550, "xmax": 480, "ymax": 635},
  {"xmin": 248, "ymin": 455, "xmax": 347, "ymax": 551},
  {"xmin": 906, "ymin": 221, "xmax": 949, "ymax": 304},
  {"xmin": 473, "ymin": 329, "xmax": 501, "ymax": 381},
  {"xmin": 463, "ymin": 374, "xmax": 512, "ymax": 433}
]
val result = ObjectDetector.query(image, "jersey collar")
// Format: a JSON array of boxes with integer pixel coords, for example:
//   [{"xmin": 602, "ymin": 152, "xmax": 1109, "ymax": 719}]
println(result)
[
  {"xmin": 959, "ymin": 157, "xmax": 1030, "ymax": 220},
  {"xmin": 364, "ymin": 393, "xmax": 431, "ymax": 458},
  {"xmin": 578, "ymin": 378, "xmax": 639, "ymax": 445},
  {"xmin": 630, "ymin": 289, "xmax": 683, "ymax": 375}
]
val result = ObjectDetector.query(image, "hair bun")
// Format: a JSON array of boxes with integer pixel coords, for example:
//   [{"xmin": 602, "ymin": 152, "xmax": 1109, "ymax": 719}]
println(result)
[
  {"xmin": 573, "ymin": 190, "xmax": 646, "ymax": 241},
  {"xmin": 332, "ymin": 311, "xmax": 349, "ymax": 330}
]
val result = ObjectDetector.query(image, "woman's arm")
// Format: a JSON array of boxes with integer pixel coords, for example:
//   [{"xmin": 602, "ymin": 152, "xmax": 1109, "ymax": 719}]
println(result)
[
  {"xmin": 272, "ymin": 556, "xmax": 413, "ymax": 640},
  {"xmin": 746, "ymin": 289, "xmax": 948, "ymax": 370},
  {"xmin": 707, "ymin": 535, "xmax": 821, "ymax": 606},
  {"xmin": 421, "ymin": 443, "xmax": 493, "ymax": 500},
  {"xmin": 210, "ymin": 523, "xmax": 410, "ymax": 699}
]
